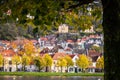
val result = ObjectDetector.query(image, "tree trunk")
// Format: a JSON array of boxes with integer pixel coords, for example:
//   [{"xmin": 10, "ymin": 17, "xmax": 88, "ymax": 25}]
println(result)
[
  {"xmin": 38, "ymin": 67, "xmax": 40, "ymax": 72},
  {"xmin": 22, "ymin": 65, "xmax": 25, "ymax": 72},
  {"xmin": 66, "ymin": 66, "xmax": 68, "ymax": 73},
  {"xmin": 61, "ymin": 66, "xmax": 62, "ymax": 73},
  {"xmin": 45, "ymin": 66, "xmax": 48, "ymax": 72},
  {"xmin": 2, "ymin": 59, "xmax": 4, "ymax": 72},
  {"xmin": 101, "ymin": 0, "xmax": 120, "ymax": 80},
  {"xmin": 16, "ymin": 64, "xmax": 18, "ymax": 72}
]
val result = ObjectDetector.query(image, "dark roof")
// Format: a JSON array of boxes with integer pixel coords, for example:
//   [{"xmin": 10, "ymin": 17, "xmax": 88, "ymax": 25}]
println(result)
[{"xmin": 88, "ymin": 50, "xmax": 101, "ymax": 57}]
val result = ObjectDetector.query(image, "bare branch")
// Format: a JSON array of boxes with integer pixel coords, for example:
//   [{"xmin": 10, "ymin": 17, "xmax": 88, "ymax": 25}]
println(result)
[{"xmin": 67, "ymin": 0, "xmax": 94, "ymax": 10}]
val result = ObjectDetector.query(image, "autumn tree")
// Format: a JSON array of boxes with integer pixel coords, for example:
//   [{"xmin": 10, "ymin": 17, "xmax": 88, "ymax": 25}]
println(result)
[
  {"xmin": 34, "ymin": 56, "xmax": 45, "ymax": 72},
  {"xmin": 76, "ymin": 54, "xmax": 89, "ymax": 72},
  {"xmin": 0, "ymin": 54, "xmax": 3, "ymax": 67},
  {"xmin": 23, "ymin": 40, "xmax": 35, "ymax": 56},
  {"xmin": 96, "ymin": 56, "xmax": 104, "ymax": 71},
  {"xmin": 43, "ymin": 54, "xmax": 53, "ymax": 72},
  {"xmin": 12, "ymin": 55, "xmax": 21, "ymax": 71},
  {"xmin": 0, "ymin": 54, "xmax": 5, "ymax": 71},
  {"xmin": 21, "ymin": 55, "xmax": 31, "ymax": 71},
  {"xmin": 57, "ymin": 57, "xmax": 67, "ymax": 73},
  {"xmin": 64, "ymin": 55, "xmax": 73, "ymax": 72}
]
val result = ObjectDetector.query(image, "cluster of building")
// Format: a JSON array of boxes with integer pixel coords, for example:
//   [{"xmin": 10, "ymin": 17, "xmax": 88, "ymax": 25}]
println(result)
[
  {"xmin": 0, "ymin": 24, "xmax": 103, "ymax": 73},
  {"xmin": 0, "ymin": 32, "xmax": 103, "ymax": 73}
]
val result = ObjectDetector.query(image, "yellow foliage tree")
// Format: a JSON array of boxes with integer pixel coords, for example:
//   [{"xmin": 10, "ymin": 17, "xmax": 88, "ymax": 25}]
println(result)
[
  {"xmin": 34, "ymin": 56, "xmax": 45, "ymax": 72},
  {"xmin": 12, "ymin": 55, "xmax": 21, "ymax": 71},
  {"xmin": 23, "ymin": 41, "xmax": 35, "ymax": 56},
  {"xmin": 0, "ymin": 54, "xmax": 3, "ymax": 66},
  {"xmin": 57, "ymin": 57, "xmax": 67, "ymax": 73},
  {"xmin": 76, "ymin": 54, "xmax": 89, "ymax": 72},
  {"xmin": 43, "ymin": 54, "xmax": 53, "ymax": 72},
  {"xmin": 96, "ymin": 56, "xmax": 104, "ymax": 70},
  {"xmin": 21, "ymin": 55, "xmax": 31, "ymax": 71},
  {"xmin": 64, "ymin": 55, "xmax": 73, "ymax": 72}
]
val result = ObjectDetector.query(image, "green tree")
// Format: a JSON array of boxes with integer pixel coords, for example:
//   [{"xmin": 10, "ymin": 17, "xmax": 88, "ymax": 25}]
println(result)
[
  {"xmin": 64, "ymin": 55, "xmax": 73, "ymax": 72},
  {"xmin": 76, "ymin": 54, "xmax": 89, "ymax": 72},
  {"xmin": 12, "ymin": 55, "xmax": 21, "ymax": 71},
  {"xmin": 34, "ymin": 56, "xmax": 45, "ymax": 72},
  {"xmin": 91, "ymin": 45, "xmax": 102, "ymax": 53},
  {"xmin": 43, "ymin": 54, "xmax": 53, "ymax": 72},
  {"xmin": 57, "ymin": 57, "xmax": 67, "ymax": 73},
  {"xmin": 0, "ymin": 23, "xmax": 18, "ymax": 40},
  {"xmin": 65, "ymin": 11, "xmax": 93, "ymax": 32},
  {"xmin": 96, "ymin": 56, "xmax": 104, "ymax": 71},
  {"xmin": 21, "ymin": 55, "xmax": 31, "ymax": 71}
]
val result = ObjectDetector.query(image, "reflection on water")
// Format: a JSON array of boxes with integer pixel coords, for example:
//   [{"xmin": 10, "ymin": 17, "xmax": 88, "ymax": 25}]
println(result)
[{"xmin": 0, "ymin": 76, "xmax": 103, "ymax": 80}]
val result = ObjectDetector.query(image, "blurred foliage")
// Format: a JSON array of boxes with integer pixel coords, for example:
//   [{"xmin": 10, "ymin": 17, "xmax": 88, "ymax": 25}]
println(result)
[{"xmin": 0, "ymin": 0, "xmax": 102, "ymax": 40}]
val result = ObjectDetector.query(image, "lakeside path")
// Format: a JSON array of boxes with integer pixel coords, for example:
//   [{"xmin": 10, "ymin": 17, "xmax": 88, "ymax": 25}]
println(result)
[{"xmin": 0, "ymin": 72, "xmax": 104, "ymax": 76}]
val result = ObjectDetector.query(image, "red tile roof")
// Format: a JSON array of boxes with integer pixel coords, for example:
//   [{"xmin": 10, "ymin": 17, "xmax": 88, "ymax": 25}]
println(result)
[
  {"xmin": 40, "ymin": 37, "xmax": 48, "ymax": 41},
  {"xmin": 68, "ymin": 54, "xmax": 75, "ymax": 58},
  {"xmin": 30, "ymin": 40, "xmax": 38, "ymax": 43},
  {"xmin": 1, "ymin": 49, "xmax": 16, "ymax": 57},
  {"xmin": 52, "ymin": 52, "xmax": 67, "ymax": 60},
  {"xmin": 67, "ymin": 40, "xmax": 73, "ymax": 43},
  {"xmin": 88, "ymin": 50, "xmax": 101, "ymax": 62},
  {"xmin": 0, "ymin": 46, "xmax": 4, "ymax": 52}
]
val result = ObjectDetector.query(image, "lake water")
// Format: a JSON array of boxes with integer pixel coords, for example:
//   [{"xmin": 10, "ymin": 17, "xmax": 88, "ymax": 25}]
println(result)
[{"xmin": 0, "ymin": 76, "xmax": 104, "ymax": 80}]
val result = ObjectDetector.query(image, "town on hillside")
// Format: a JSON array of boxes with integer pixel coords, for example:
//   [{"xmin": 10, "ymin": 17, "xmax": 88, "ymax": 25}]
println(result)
[{"xmin": 0, "ymin": 24, "xmax": 104, "ymax": 73}]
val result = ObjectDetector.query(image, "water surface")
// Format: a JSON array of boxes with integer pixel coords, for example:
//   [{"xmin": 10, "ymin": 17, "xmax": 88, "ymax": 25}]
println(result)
[{"xmin": 0, "ymin": 76, "xmax": 103, "ymax": 80}]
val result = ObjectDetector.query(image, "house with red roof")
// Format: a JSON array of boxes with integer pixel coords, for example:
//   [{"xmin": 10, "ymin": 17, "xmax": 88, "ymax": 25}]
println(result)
[
  {"xmin": 51, "ymin": 52, "xmax": 67, "ymax": 72},
  {"xmin": 0, "ymin": 49, "xmax": 16, "ymax": 72},
  {"xmin": 87, "ymin": 50, "xmax": 101, "ymax": 73}
]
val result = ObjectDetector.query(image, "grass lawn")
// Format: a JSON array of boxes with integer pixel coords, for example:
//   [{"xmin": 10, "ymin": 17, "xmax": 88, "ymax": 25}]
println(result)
[{"xmin": 0, "ymin": 72, "xmax": 104, "ymax": 76}]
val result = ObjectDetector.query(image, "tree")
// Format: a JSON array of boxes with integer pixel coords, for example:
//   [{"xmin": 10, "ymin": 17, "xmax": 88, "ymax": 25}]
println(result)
[
  {"xmin": 101, "ymin": 0, "xmax": 120, "ymax": 80},
  {"xmin": 0, "ymin": 54, "xmax": 3, "ymax": 67},
  {"xmin": 21, "ymin": 55, "xmax": 31, "ymax": 71},
  {"xmin": 23, "ymin": 40, "xmax": 35, "ymax": 56},
  {"xmin": 57, "ymin": 57, "xmax": 67, "ymax": 73},
  {"xmin": 43, "ymin": 54, "xmax": 53, "ymax": 72},
  {"xmin": 0, "ymin": 54, "xmax": 5, "ymax": 71},
  {"xmin": 67, "ymin": 0, "xmax": 120, "ymax": 79},
  {"xmin": 91, "ymin": 45, "xmax": 102, "ymax": 53},
  {"xmin": 76, "ymin": 54, "xmax": 89, "ymax": 72},
  {"xmin": 0, "ymin": 23, "xmax": 18, "ymax": 40},
  {"xmin": 64, "ymin": 55, "xmax": 73, "ymax": 72},
  {"xmin": 65, "ymin": 11, "xmax": 93, "ymax": 32},
  {"xmin": 96, "ymin": 56, "xmax": 104, "ymax": 71},
  {"xmin": 12, "ymin": 55, "xmax": 21, "ymax": 71},
  {"xmin": 34, "ymin": 56, "xmax": 45, "ymax": 72}
]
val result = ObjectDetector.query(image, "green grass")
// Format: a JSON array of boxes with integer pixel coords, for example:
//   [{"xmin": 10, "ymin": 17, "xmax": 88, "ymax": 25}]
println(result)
[{"xmin": 0, "ymin": 72, "xmax": 104, "ymax": 76}]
